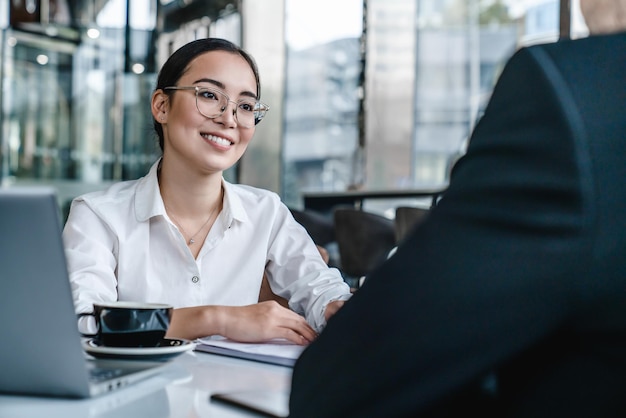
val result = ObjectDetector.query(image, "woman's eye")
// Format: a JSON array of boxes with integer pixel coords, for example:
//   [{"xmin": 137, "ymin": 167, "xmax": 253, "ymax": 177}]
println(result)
[
  {"xmin": 239, "ymin": 102, "xmax": 254, "ymax": 112},
  {"xmin": 199, "ymin": 90, "xmax": 219, "ymax": 101}
]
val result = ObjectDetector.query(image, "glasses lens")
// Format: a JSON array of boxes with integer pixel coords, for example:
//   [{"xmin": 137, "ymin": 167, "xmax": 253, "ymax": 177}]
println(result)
[
  {"xmin": 253, "ymin": 103, "xmax": 268, "ymax": 125},
  {"xmin": 195, "ymin": 88, "xmax": 266, "ymax": 128},
  {"xmin": 235, "ymin": 100, "xmax": 259, "ymax": 128},
  {"xmin": 195, "ymin": 88, "xmax": 228, "ymax": 119}
]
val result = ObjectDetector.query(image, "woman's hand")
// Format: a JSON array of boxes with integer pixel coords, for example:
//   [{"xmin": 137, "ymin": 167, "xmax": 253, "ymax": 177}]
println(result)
[
  {"xmin": 166, "ymin": 301, "xmax": 317, "ymax": 345},
  {"xmin": 221, "ymin": 301, "xmax": 318, "ymax": 345}
]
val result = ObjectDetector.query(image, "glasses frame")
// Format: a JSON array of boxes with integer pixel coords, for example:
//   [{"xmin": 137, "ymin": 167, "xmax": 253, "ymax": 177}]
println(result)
[{"xmin": 163, "ymin": 86, "xmax": 269, "ymax": 127}]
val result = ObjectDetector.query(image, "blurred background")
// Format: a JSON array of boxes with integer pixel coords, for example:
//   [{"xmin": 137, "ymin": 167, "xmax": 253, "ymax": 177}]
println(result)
[{"xmin": 0, "ymin": 0, "xmax": 588, "ymax": 217}]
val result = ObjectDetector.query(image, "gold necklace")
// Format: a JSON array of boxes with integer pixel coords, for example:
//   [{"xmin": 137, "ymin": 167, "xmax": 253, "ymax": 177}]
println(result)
[{"xmin": 166, "ymin": 197, "xmax": 221, "ymax": 246}]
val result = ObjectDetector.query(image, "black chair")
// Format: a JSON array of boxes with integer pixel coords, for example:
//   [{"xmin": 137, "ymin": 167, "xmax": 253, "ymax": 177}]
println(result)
[
  {"xmin": 289, "ymin": 208, "xmax": 335, "ymax": 247},
  {"xmin": 333, "ymin": 208, "xmax": 397, "ymax": 289},
  {"xmin": 289, "ymin": 208, "xmax": 340, "ymax": 267},
  {"xmin": 394, "ymin": 206, "xmax": 429, "ymax": 244}
]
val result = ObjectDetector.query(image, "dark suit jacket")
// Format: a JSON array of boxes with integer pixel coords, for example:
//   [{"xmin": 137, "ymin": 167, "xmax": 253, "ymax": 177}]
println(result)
[{"xmin": 289, "ymin": 32, "xmax": 626, "ymax": 417}]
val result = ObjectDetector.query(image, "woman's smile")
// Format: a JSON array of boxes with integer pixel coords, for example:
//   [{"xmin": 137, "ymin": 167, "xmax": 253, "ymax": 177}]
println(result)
[{"xmin": 201, "ymin": 133, "xmax": 234, "ymax": 149}]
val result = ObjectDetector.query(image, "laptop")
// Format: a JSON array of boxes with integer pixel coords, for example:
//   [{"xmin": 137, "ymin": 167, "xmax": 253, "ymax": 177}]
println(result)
[{"xmin": 0, "ymin": 187, "xmax": 166, "ymax": 398}]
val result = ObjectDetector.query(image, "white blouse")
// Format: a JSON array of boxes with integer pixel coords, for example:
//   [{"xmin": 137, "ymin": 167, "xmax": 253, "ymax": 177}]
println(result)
[{"xmin": 63, "ymin": 161, "xmax": 351, "ymax": 333}]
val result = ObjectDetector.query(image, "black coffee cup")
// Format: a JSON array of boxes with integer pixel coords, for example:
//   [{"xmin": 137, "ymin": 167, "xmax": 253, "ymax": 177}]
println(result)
[{"xmin": 79, "ymin": 301, "xmax": 173, "ymax": 348}]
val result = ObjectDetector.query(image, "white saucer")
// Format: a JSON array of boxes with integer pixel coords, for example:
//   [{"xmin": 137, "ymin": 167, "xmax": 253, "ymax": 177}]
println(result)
[{"xmin": 83, "ymin": 338, "xmax": 195, "ymax": 361}]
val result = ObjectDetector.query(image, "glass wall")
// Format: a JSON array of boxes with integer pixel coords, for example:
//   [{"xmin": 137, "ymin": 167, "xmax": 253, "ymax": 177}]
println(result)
[
  {"xmin": 0, "ymin": 0, "xmax": 276, "ymax": 213},
  {"xmin": 282, "ymin": 0, "xmax": 587, "ymax": 213},
  {"xmin": 0, "ymin": 0, "xmax": 159, "ymax": 216},
  {"xmin": 367, "ymin": 0, "xmax": 521, "ymax": 192},
  {"xmin": 238, "ymin": 0, "xmax": 285, "ymax": 193},
  {"xmin": 282, "ymin": 0, "xmax": 363, "ymax": 208},
  {"xmin": 0, "ymin": 0, "xmax": 588, "ymax": 215},
  {"xmin": 1, "ymin": 32, "xmax": 76, "ymax": 182}
]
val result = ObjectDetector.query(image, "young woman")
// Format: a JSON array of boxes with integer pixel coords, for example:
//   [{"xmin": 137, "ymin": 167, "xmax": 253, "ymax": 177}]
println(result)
[{"xmin": 64, "ymin": 38, "xmax": 351, "ymax": 345}]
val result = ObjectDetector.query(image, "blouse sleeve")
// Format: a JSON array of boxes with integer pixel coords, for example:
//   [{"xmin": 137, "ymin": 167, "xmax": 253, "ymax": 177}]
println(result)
[
  {"xmin": 62, "ymin": 198, "xmax": 119, "ymax": 333},
  {"xmin": 263, "ymin": 202, "xmax": 351, "ymax": 332}
]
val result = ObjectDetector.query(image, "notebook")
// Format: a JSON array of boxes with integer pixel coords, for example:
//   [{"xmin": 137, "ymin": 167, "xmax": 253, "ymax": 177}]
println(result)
[
  {"xmin": 0, "ymin": 187, "xmax": 166, "ymax": 398},
  {"xmin": 195, "ymin": 336, "xmax": 305, "ymax": 367}
]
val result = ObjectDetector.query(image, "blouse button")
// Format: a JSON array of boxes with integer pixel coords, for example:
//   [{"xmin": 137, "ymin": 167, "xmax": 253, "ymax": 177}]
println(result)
[{"xmin": 191, "ymin": 276, "xmax": 200, "ymax": 284}]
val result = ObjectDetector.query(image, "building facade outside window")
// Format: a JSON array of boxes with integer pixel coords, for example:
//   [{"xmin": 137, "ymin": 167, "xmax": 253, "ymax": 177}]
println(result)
[
  {"xmin": 0, "ymin": 0, "xmax": 588, "ymax": 216},
  {"xmin": 282, "ymin": 0, "xmax": 587, "ymax": 213}
]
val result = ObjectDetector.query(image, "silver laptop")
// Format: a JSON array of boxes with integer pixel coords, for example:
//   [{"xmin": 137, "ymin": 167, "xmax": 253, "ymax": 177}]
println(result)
[{"xmin": 0, "ymin": 187, "xmax": 166, "ymax": 398}]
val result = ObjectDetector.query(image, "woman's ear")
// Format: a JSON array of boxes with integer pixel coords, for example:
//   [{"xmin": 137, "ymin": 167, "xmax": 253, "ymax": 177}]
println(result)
[{"xmin": 151, "ymin": 89, "xmax": 169, "ymax": 123}]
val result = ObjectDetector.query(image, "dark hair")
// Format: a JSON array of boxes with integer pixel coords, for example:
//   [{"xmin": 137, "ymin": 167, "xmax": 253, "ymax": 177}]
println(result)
[{"xmin": 153, "ymin": 38, "xmax": 261, "ymax": 151}]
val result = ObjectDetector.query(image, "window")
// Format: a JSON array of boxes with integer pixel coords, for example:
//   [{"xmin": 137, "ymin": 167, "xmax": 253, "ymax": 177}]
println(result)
[{"xmin": 283, "ymin": 0, "xmax": 586, "ymax": 213}]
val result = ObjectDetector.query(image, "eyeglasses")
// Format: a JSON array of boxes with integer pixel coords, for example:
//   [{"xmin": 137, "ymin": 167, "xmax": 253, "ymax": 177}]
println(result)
[{"xmin": 163, "ymin": 86, "xmax": 270, "ymax": 128}]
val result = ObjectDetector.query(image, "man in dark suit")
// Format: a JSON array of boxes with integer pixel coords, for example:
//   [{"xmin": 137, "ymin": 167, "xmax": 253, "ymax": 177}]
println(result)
[{"xmin": 289, "ymin": 0, "xmax": 626, "ymax": 416}]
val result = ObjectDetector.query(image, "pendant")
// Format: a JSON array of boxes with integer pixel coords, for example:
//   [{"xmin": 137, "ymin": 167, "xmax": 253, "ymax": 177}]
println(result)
[{"xmin": 189, "ymin": 239, "xmax": 195, "ymax": 244}]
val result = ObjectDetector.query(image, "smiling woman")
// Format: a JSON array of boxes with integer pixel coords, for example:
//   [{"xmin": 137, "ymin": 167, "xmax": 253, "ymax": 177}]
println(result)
[{"xmin": 63, "ymin": 38, "xmax": 352, "ymax": 346}]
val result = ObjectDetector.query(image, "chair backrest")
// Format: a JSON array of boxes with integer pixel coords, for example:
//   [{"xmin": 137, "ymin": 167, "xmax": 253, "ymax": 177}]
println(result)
[
  {"xmin": 394, "ymin": 206, "xmax": 429, "ymax": 244},
  {"xmin": 289, "ymin": 208, "xmax": 335, "ymax": 246},
  {"xmin": 333, "ymin": 208, "xmax": 396, "ymax": 280}
]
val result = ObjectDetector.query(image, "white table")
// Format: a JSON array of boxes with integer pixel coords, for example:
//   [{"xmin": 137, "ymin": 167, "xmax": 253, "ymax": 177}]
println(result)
[{"xmin": 0, "ymin": 350, "xmax": 293, "ymax": 417}]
